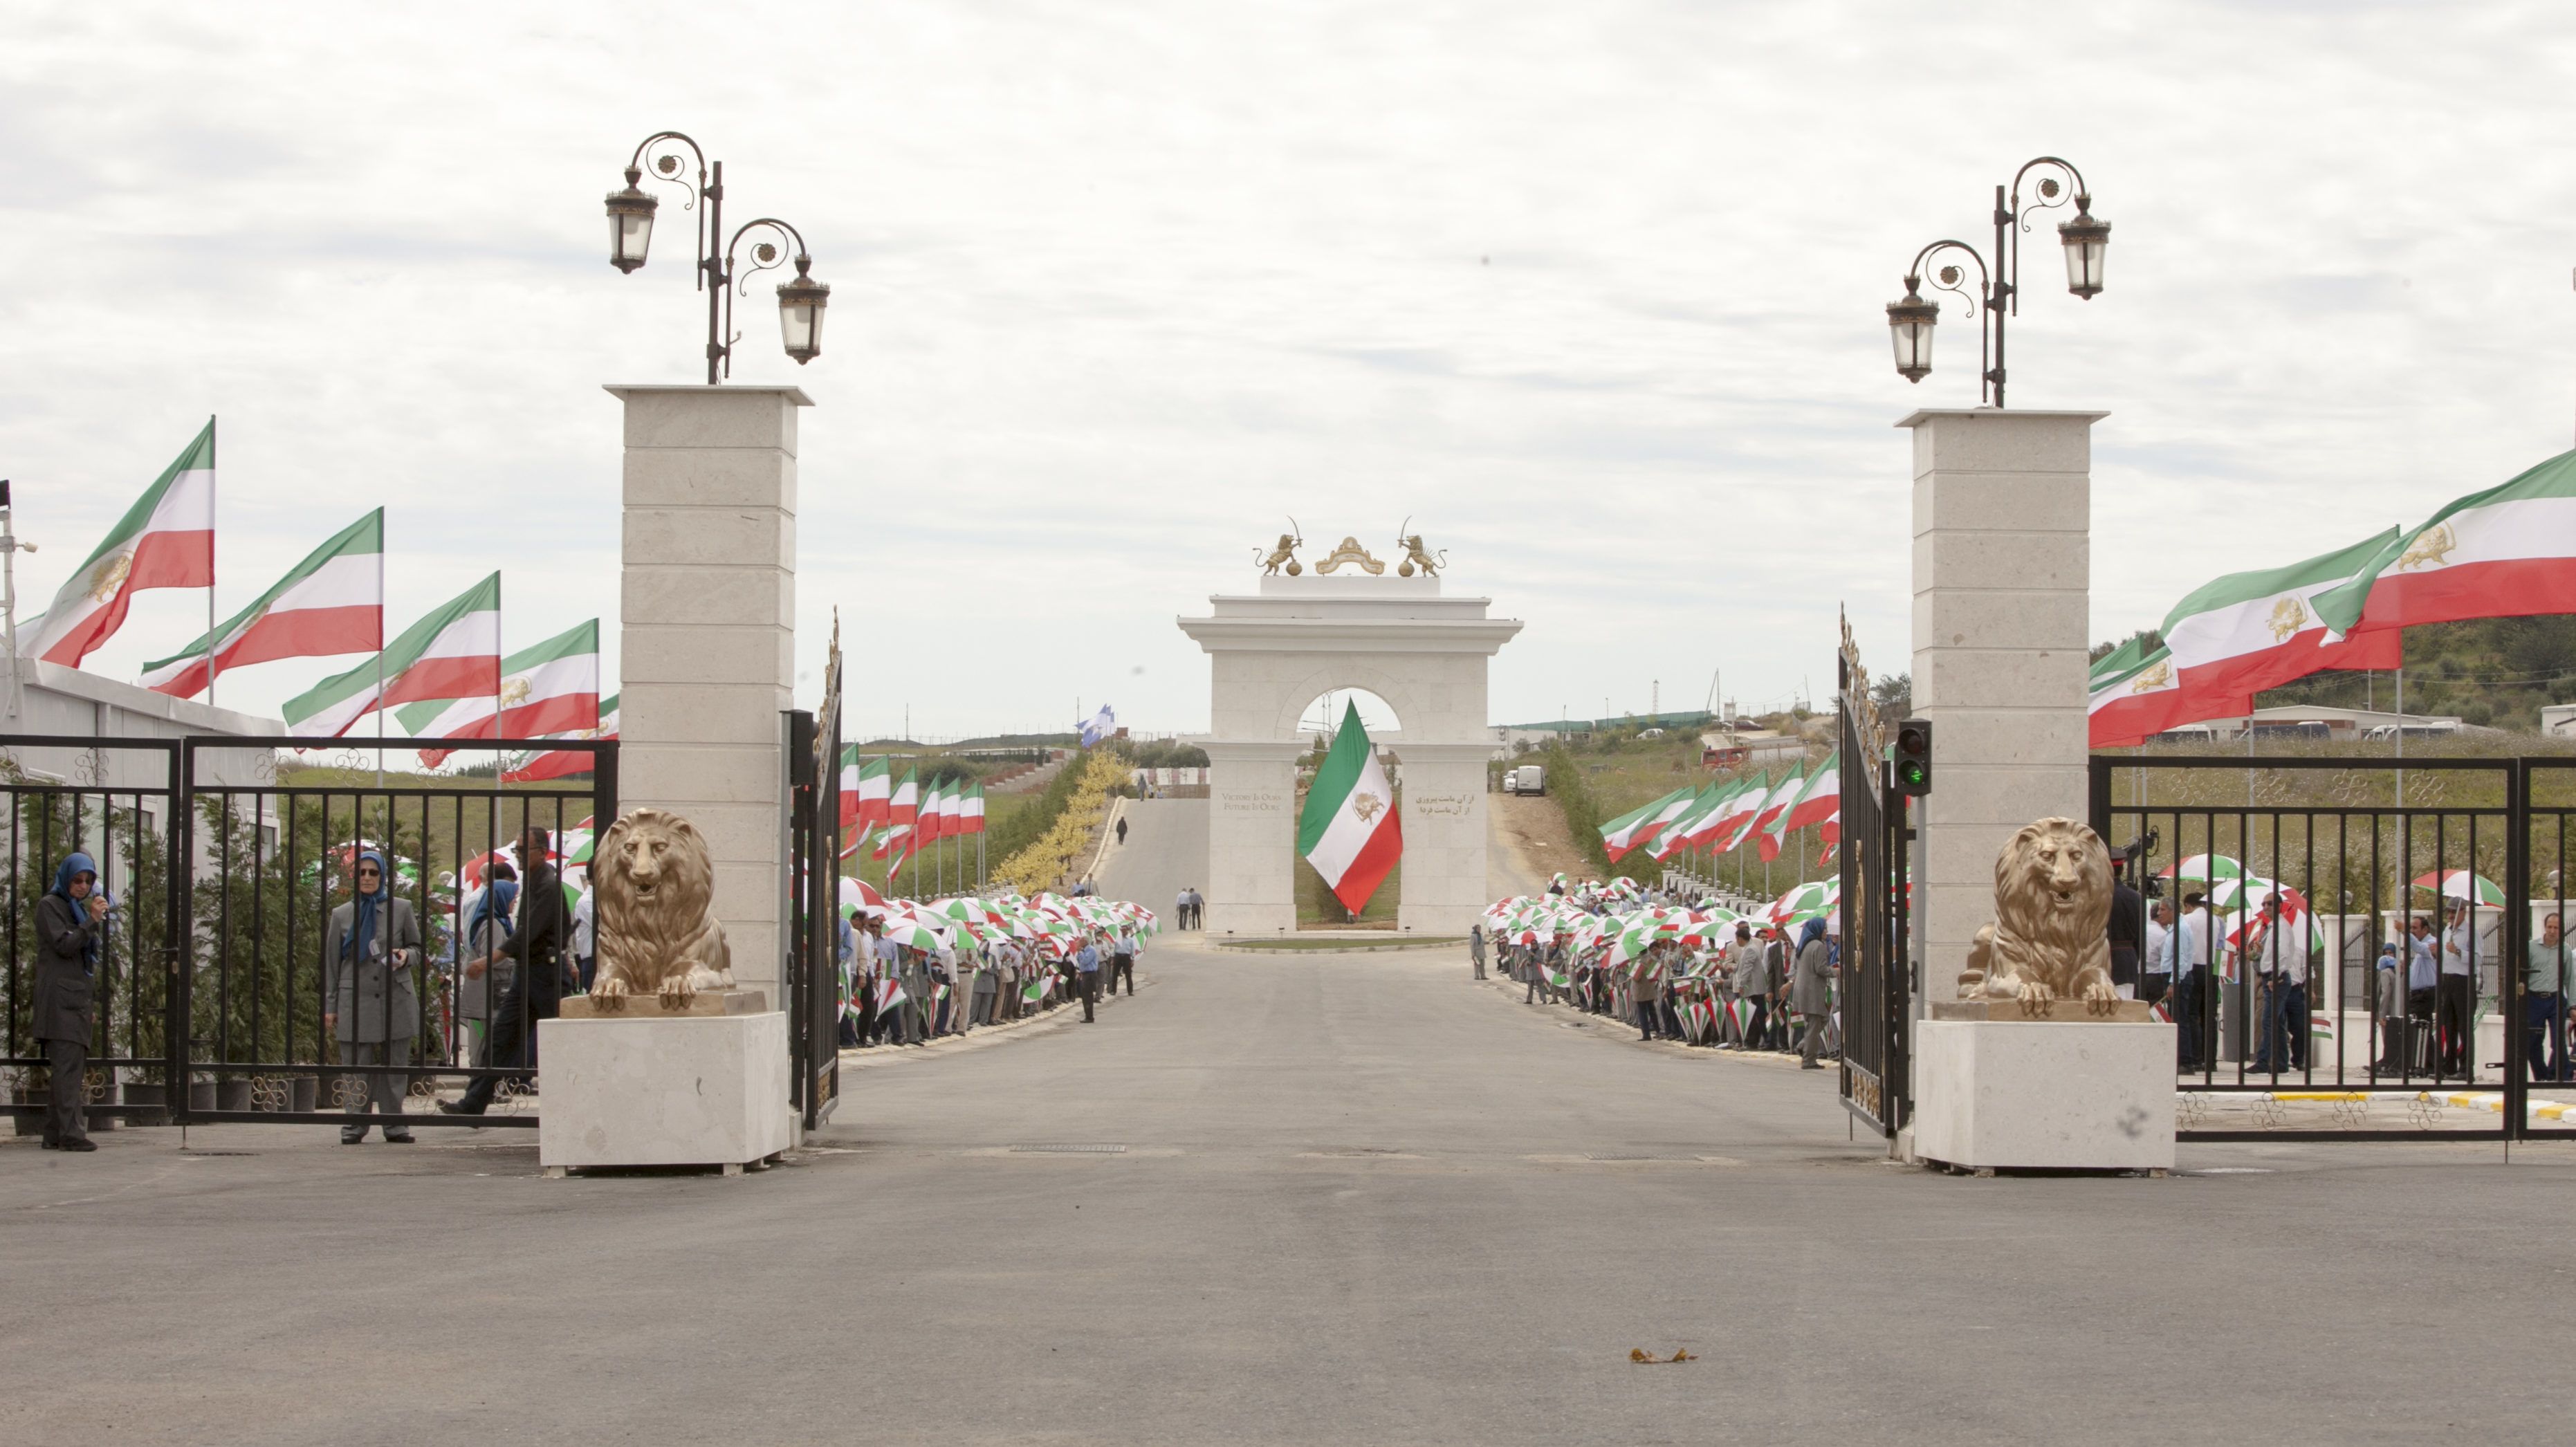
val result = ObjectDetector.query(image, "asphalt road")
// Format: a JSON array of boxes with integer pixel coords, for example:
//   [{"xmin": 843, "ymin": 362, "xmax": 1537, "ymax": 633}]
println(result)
[{"xmin": 6, "ymin": 939, "xmax": 2573, "ymax": 1445}]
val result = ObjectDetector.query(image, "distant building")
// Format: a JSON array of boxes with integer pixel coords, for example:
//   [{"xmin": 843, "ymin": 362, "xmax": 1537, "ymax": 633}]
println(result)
[{"xmin": 2151, "ymin": 703, "xmax": 2463, "ymax": 744}]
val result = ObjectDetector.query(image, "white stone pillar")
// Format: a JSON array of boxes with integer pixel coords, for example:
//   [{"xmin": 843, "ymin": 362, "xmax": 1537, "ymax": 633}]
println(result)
[
  {"xmin": 1201, "ymin": 739, "xmax": 1300, "ymax": 936},
  {"xmin": 608, "ymin": 384, "xmax": 811, "ymax": 1007},
  {"xmin": 1903, "ymin": 407, "xmax": 2104, "ymax": 1002},
  {"xmin": 1393, "ymin": 741, "xmax": 1489, "ymax": 935}
]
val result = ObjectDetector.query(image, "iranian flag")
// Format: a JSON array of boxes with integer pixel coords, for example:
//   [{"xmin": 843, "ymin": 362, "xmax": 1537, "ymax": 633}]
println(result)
[
  {"xmin": 1705, "ymin": 774, "xmax": 1774, "ymax": 854},
  {"xmin": 843, "ymin": 752, "xmax": 890, "ymax": 831},
  {"xmin": 397, "ymin": 618, "xmax": 601, "ymax": 766},
  {"xmin": 1631, "ymin": 786, "xmax": 1704, "ymax": 856},
  {"xmin": 890, "ymin": 768, "xmax": 920, "ymax": 826},
  {"xmin": 1652, "ymin": 785, "xmax": 1724, "ymax": 863},
  {"xmin": 282, "ymin": 573, "xmax": 501, "ymax": 737},
  {"xmin": 962, "ymin": 782, "xmax": 986, "ymax": 834},
  {"xmin": 939, "ymin": 780, "xmax": 965, "ymax": 840},
  {"xmin": 1680, "ymin": 777, "xmax": 1754, "ymax": 849},
  {"xmin": 917, "ymin": 779, "xmax": 949, "ymax": 844},
  {"xmin": 2315, "ymin": 450, "xmax": 2576, "ymax": 635},
  {"xmin": 1774, "ymin": 750, "xmax": 1841, "ymax": 854},
  {"xmin": 504, "ymin": 694, "xmax": 618, "ymax": 783},
  {"xmin": 140, "ymin": 508, "xmax": 380, "ymax": 698},
  {"xmin": 1601, "ymin": 787, "xmax": 1689, "ymax": 863},
  {"xmin": 1753, "ymin": 762, "xmax": 1811, "ymax": 863},
  {"xmin": 1298, "ymin": 700, "xmax": 1404, "ymax": 914},
  {"xmin": 2160, "ymin": 529, "xmax": 2402, "ymax": 712},
  {"xmin": 2087, "ymin": 636, "xmax": 2200, "ymax": 750},
  {"xmin": 873, "ymin": 823, "xmax": 916, "ymax": 872},
  {"xmin": 26, "ymin": 419, "xmax": 217, "ymax": 668}
]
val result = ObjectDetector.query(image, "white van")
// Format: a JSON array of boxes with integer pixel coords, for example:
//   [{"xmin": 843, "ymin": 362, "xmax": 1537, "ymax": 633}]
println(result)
[{"xmin": 1509, "ymin": 765, "xmax": 1546, "ymax": 795}]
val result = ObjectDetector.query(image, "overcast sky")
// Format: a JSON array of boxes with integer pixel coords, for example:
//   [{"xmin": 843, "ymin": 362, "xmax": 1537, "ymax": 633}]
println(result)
[{"xmin": 5, "ymin": 2, "xmax": 2574, "ymax": 741}]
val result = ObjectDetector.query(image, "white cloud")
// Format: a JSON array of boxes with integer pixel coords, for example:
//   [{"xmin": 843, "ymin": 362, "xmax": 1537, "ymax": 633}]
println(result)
[{"xmin": 5, "ymin": 1, "xmax": 2575, "ymax": 738}]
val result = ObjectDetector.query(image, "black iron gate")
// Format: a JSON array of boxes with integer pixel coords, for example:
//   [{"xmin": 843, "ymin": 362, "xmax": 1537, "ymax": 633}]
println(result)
[
  {"xmin": 784, "ymin": 628, "xmax": 845, "ymax": 1131},
  {"xmin": 1836, "ymin": 618, "xmax": 1909, "ymax": 1137},
  {"xmin": 2093, "ymin": 750, "xmax": 2576, "ymax": 1143},
  {"xmin": 3, "ymin": 733, "xmax": 615, "ymax": 1132}
]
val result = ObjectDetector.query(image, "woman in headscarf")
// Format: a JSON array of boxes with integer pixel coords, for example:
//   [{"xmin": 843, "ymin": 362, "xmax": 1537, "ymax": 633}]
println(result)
[
  {"xmin": 457, "ymin": 867, "xmax": 518, "ymax": 1067},
  {"xmin": 1790, "ymin": 915, "xmax": 1835, "ymax": 1070},
  {"xmin": 33, "ymin": 851, "xmax": 108, "ymax": 1151},
  {"xmin": 324, "ymin": 850, "xmax": 423, "ymax": 1143}
]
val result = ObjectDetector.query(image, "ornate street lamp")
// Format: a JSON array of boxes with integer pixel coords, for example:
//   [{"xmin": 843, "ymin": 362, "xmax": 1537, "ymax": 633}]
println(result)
[
  {"xmin": 1885, "ymin": 156, "xmax": 2110, "ymax": 406},
  {"xmin": 604, "ymin": 131, "xmax": 833, "ymax": 384}
]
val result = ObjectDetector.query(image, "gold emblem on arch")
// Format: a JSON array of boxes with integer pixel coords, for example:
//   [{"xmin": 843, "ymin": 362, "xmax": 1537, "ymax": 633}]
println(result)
[{"xmin": 1316, "ymin": 537, "xmax": 1385, "ymax": 575}]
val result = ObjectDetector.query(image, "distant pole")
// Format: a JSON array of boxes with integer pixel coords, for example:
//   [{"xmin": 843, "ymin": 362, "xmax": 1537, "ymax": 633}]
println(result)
[{"xmin": 0, "ymin": 481, "xmax": 28, "ymax": 721}]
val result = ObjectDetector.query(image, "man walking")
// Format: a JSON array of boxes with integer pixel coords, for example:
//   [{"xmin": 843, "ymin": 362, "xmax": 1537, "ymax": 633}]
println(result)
[
  {"xmin": 1074, "ymin": 933, "xmax": 1102, "ymax": 1022},
  {"xmin": 1630, "ymin": 945, "xmax": 1667, "ymax": 1041},
  {"xmin": 1115, "ymin": 815, "xmax": 1129, "ymax": 847},
  {"xmin": 1110, "ymin": 924, "xmax": 1138, "ymax": 996},
  {"xmin": 1736, "ymin": 925, "xmax": 1777, "ymax": 1053},
  {"xmin": 1469, "ymin": 923, "xmax": 1487, "ymax": 980},
  {"xmin": 33, "ymin": 851, "xmax": 107, "ymax": 1152},
  {"xmin": 442, "ymin": 827, "xmax": 570, "ymax": 1116},
  {"xmin": 2530, "ymin": 912, "xmax": 2570, "ymax": 1083}
]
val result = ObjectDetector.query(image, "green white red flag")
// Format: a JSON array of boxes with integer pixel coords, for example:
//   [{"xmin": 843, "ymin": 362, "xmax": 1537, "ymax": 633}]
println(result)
[
  {"xmin": 1752, "ymin": 762, "xmax": 1810, "ymax": 863},
  {"xmin": 1601, "ymin": 786, "xmax": 1691, "ymax": 862},
  {"xmin": 2159, "ymin": 529, "xmax": 2401, "ymax": 714},
  {"xmin": 890, "ymin": 768, "xmax": 919, "ymax": 826},
  {"xmin": 1779, "ymin": 750, "xmax": 1839, "ymax": 846},
  {"xmin": 398, "ymin": 618, "xmax": 600, "ymax": 765},
  {"xmin": 963, "ymin": 782, "xmax": 986, "ymax": 834},
  {"xmin": 2087, "ymin": 636, "xmax": 2195, "ymax": 749},
  {"xmin": 503, "ymin": 694, "xmax": 618, "ymax": 784},
  {"xmin": 843, "ymin": 751, "xmax": 890, "ymax": 831},
  {"xmin": 27, "ymin": 419, "xmax": 217, "ymax": 668},
  {"xmin": 1679, "ymin": 777, "xmax": 1754, "ymax": 850},
  {"xmin": 2314, "ymin": 450, "xmax": 2576, "ymax": 636},
  {"xmin": 140, "ymin": 507, "xmax": 379, "ymax": 698},
  {"xmin": 282, "ymin": 573, "xmax": 500, "ymax": 736},
  {"xmin": 1298, "ymin": 701, "xmax": 1403, "ymax": 913}
]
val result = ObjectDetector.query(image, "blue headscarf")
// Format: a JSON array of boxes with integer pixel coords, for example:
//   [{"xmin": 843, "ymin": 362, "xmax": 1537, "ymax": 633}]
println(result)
[
  {"xmin": 1798, "ymin": 916, "xmax": 1826, "ymax": 950},
  {"xmin": 50, "ymin": 851, "xmax": 101, "ymax": 966},
  {"xmin": 347, "ymin": 850, "xmax": 391, "ymax": 964},
  {"xmin": 470, "ymin": 877, "xmax": 519, "ymax": 945}
]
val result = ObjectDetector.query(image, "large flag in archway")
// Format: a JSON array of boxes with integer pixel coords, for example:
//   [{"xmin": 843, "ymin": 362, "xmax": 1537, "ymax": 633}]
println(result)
[{"xmin": 1299, "ymin": 700, "xmax": 1402, "ymax": 913}]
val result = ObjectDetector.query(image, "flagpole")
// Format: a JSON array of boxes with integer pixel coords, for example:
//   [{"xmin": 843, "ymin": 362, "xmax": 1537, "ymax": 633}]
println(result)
[
  {"xmin": 204, "ymin": 414, "xmax": 219, "ymax": 712},
  {"xmin": 373, "ymin": 529, "xmax": 386, "ymax": 789}
]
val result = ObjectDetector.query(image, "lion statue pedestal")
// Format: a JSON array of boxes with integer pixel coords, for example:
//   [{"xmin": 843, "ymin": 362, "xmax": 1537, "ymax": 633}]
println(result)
[
  {"xmin": 1912, "ymin": 819, "xmax": 2174, "ymax": 1175},
  {"xmin": 538, "ymin": 808, "xmax": 794, "ymax": 1178}
]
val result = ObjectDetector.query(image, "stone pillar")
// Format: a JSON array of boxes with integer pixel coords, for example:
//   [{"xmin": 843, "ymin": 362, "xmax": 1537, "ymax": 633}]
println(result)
[
  {"xmin": 1903, "ymin": 408, "xmax": 2104, "ymax": 1002},
  {"xmin": 1201, "ymin": 739, "xmax": 1300, "ymax": 936},
  {"xmin": 1393, "ymin": 741, "xmax": 1489, "ymax": 935},
  {"xmin": 608, "ymin": 384, "xmax": 811, "ymax": 1007}
]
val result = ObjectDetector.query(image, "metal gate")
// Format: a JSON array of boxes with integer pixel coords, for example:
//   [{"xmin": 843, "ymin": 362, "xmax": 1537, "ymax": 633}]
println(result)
[
  {"xmin": 1835, "ymin": 618, "xmax": 1909, "ymax": 1137},
  {"xmin": 3, "ymin": 732, "xmax": 614, "ymax": 1131},
  {"xmin": 2093, "ymin": 750, "xmax": 2576, "ymax": 1143},
  {"xmin": 783, "ymin": 627, "xmax": 845, "ymax": 1131}
]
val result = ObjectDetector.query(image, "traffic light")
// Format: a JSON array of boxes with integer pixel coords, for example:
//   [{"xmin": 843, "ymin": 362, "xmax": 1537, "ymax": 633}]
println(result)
[{"xmin": 1892, "ymin": 718, "xmax": 1933, "ymax": 798}]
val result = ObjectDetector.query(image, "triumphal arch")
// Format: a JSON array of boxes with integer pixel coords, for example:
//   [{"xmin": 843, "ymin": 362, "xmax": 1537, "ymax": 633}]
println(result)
[{"xmin": 1177, "ymin": 533, "xmax": 1522, "ymax": 936}]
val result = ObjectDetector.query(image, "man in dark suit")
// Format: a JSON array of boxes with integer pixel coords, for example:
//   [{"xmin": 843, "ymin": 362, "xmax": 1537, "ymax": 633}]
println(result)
[
  {"xmin": 441, "ymin": 828, "xmax": 572, "ymax": 1116},
  {"xmin": 34, "ymin": 851, "xmax": 107, "ymax": 1151}
]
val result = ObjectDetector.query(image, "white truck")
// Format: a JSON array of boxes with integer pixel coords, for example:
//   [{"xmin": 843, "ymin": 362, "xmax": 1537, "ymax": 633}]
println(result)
[{"xmin": 1503, "ymin": 764, "xmax": 1546, "ymax": 795}]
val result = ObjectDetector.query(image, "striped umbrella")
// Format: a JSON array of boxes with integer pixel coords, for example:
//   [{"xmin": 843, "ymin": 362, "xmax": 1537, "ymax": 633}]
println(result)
[{"xmin": 2411, "ymin": 869, "xmax": 2506, "ymax": 907}]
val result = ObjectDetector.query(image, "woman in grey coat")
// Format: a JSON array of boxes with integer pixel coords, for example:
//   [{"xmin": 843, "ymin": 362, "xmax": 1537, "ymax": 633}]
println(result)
[
  {"xmin": 33, "ymin": 851, "xmax": 108, "ymax": 1151},
  {"xmin": 325, "ymin": 851, "xmax": 423, "ymax": 1143},
  {"xmin": 1790, "ymin": 916, "xmax": 1834, "ymax": 1069}
]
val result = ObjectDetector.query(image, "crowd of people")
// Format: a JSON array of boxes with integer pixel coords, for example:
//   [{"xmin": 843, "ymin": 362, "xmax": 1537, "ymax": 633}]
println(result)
[
  {"xmin": 840, "ymin": 887, "xmax": 1158, "ymax": 1044},
  {"xmin": 1475, "ymin": 875, "xmax": 1840, "ymax": 1069}
]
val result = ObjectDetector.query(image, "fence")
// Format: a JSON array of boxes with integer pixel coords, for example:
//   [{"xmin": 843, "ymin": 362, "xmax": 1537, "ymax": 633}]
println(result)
[
  {"xmin": 4, "ymin": 732, "xmax": 616, "ymax": 1131},
  {"xmin": 2092, "ymin": 752, "xmax": 2576, "ymax": 1142},
  {"xmin": 1836, "ymin": 628, "xmax": 1908, "ymax": 1138}
]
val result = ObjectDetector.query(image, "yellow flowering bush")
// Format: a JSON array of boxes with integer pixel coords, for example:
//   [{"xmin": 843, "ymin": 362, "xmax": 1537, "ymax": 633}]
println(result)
[{"xmin": 991, "ymin": 750, "xmax": 1124, "ymax": 894}]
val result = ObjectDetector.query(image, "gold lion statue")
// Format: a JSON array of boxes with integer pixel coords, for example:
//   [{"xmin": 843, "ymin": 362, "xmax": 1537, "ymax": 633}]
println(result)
[
  {"xmin": 1396, "ymin": 534, "xmax": 1446, "ymax": 578},
  {"xmin": 1957, "ymin": 818, "xmax": 2117, "ymax": 1012},
  {"xmin": 1255, "ymin": 533, "xmax": 1303, "ymax": 575},
  {"xmin": 591, "ymin": 807, "xmax": 737, "ymax": 1008}
]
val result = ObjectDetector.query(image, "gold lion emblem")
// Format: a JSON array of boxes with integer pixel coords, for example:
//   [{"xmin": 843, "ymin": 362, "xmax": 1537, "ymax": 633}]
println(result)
[
  {"xmin": 2396, "ymin": 522, "xmax": 2457, "ymax": 571},
  {"xmin": 1350, "ymin": 791, "xmax": 1385, "ymax": 822},
  {"xmin": 499, "ymin": 676, "xmax": 533, "ymax": 708},
  {"xmin": 2128, "ymin": 658, "xmax": 2171, "ymax": 694},
  {"xmin": 85, "ymin": 551, "xmax": 134, "ymax": 604},
  {"xmin": 2265, "ymin": 596, "xmax": 2308, "ymax": 642}
]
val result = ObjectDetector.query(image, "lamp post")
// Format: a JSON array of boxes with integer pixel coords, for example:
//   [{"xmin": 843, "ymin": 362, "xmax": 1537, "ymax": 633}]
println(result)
[
  {"xmin": 1886, "ymin": 156, "xmax": 2110, "ymax": 407},
  {"xmin": 605, "ymin": 131, "xmax": 833, "ymax": 385}
]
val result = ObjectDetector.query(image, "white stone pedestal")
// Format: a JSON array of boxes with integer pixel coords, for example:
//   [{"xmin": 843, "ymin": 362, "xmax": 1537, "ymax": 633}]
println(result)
[
  {"xmin": 537, "ymin": 1012, "xmax": 794, "ymax": 1175},
  {"xmin": 1913, "ymin": 1019, "xmax": 2175, "ymax": 1172}
]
